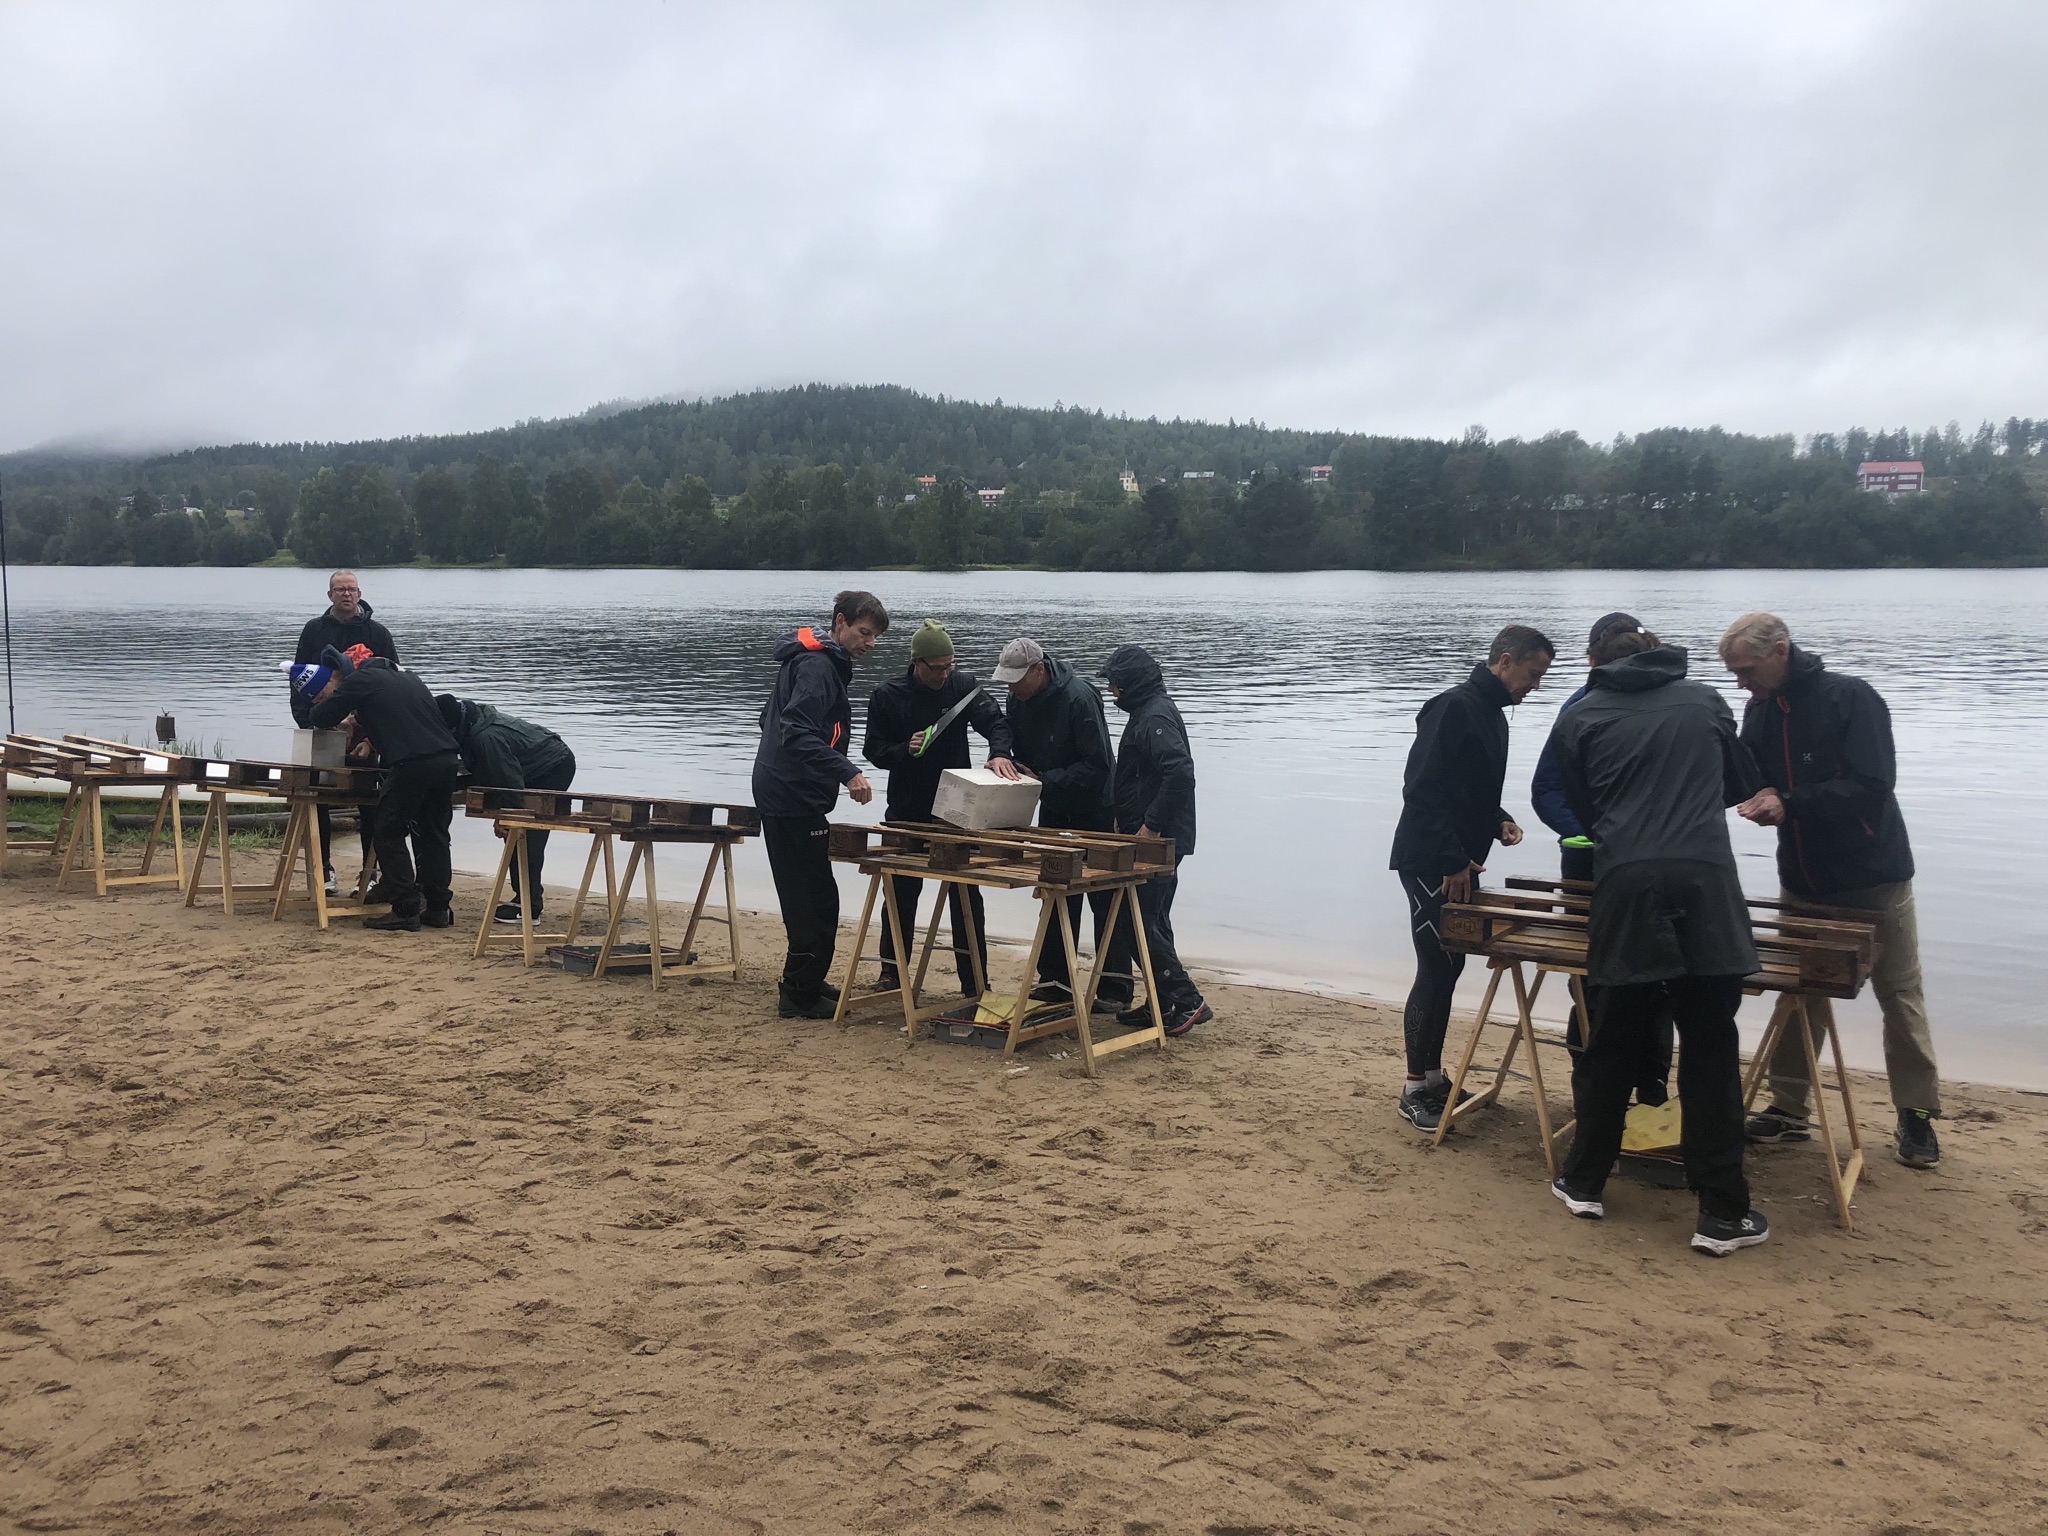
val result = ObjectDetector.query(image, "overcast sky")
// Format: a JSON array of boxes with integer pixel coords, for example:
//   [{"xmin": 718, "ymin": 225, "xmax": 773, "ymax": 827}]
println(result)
[{"xmin": 2, "ymin": 2, "xmax": 2043, "ymax": 455}]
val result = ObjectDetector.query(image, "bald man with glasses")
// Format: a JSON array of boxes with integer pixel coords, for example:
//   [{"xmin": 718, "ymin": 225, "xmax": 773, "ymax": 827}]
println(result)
[{"xmin": 291, "ymin": 570, "xmax": 402, "ymax": 892}]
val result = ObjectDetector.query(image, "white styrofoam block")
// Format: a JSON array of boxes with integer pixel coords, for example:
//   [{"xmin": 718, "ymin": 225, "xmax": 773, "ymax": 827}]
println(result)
[
  {"xmin": 932, "ymin": 767, "xmax": 1043, "ymax": 831},
  {"xmin": 291, "ymin": 729, "xmax": 347, "ymax": 769}
]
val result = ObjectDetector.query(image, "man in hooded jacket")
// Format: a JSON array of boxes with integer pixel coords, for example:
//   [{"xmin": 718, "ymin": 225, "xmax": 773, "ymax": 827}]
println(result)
[
  {"xmin": 291, "ymin": 571, "xmax": 399, "ymax": 890},
  {"xmin": 1549, "ymin": 630, "xmax": 1772, "ymax": 1256},
  {"xmin": 993, "ymin": 636, "xmax": 1129, "ymax": 1009},
  {"xmin": 1098, "ymin": 644, "xmax": 1210, "ymax": 1036},
  {"xmin": 1721, "ymin": 611, "xmax": 1941, "ymax": 1169},
  {"xmin": 864, "ymin": 619, "xmax": 1019, "ymax": 995},
  {"xmin": 751, "ymin": 591, "xmax": 887, "ymax": 1019},
  {"xmin": 435, "ymin": 695, "xmax": 576, "ymax": 922}
]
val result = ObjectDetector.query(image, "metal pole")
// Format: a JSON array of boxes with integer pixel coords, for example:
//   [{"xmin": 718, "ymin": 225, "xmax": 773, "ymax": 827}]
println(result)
[{"xmin": 0, "ymin": 475, "xmax": 14, "ymax": 734}]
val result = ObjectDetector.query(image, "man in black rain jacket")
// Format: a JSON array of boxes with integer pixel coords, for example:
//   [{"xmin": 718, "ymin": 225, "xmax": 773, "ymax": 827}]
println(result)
[
  {"xmin": 863, "ymin": 619, "xmax": 1019, "ymax": 995},
  {"xmin": 1097, "ymin": 645, "xmax": 1209, "ymax": 1035},
  {"xmin": 1387, "ymin": 625, "xmax": 1552, "ymax": 1131},
  {"xmin": 1548, "ymin": 632, "xmax": 1772, "ymax": 1256},
  {"xmin": 291, "ymin": 570, "xmax": 400, "ymax": 887},
  {"xmin": 1721, "ymin": 612, "xmax": 1942, "ymax": 1168},
  {"xmin": 751, "ymin": 591, "xmax": 887, "ymax": 1019},
  {"xmin": 305, "ymin": 654, "xmax": 460, "ymax": 932},
  {"xmin": 436, "ymin": 695, "xmax": 577, "ymax": 922},
  {"xmin": 992, "ymin": 637, "xmax": 1127, "ymax": 1008}
]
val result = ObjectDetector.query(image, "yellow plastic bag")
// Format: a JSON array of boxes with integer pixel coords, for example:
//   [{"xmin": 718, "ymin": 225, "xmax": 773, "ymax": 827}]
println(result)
[{"xmin": 1621, "ymin": 1099, "xmax": 1682, "ymax": 1155}]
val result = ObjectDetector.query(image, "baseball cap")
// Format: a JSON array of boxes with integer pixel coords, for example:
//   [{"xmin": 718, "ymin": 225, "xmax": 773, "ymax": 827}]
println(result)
[
  {"xmin": 1588, "ymin": 612, "xmax": 1640, "ymax": 649},
  {"xmin": 990, "ymin": 637, "xmax": 1045, "ymax": 684}
]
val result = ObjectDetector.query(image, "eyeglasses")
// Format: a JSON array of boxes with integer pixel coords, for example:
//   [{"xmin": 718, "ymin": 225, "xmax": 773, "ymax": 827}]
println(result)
[
  {"xmin": 915, "ymin": 656, "xmax": 954, "ymax": 672},
  {"xmin": 329, "ymin": 586, "xmax": 360, "ymax": 596}
]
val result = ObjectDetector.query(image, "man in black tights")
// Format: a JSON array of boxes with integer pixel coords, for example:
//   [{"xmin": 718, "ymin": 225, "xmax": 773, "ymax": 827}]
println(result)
[{"xmin": 1387, "ymin": 624, "xmax": 1553, "ymax": 1132}]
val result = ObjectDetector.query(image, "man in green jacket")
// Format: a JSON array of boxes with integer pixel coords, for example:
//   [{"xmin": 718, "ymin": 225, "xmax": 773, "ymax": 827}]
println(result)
[{"xmin": 436, "ymin": 695, "xmax": 577, "ymax": 922}]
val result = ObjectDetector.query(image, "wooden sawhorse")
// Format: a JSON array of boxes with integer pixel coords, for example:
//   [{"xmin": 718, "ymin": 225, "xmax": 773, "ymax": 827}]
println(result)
[
  {"xmin": 1742, "ymin": 990, "xmax": 1865, "ymax": 1232},
  {"xmin": 826, "ymin": 822, "xmax": 1175, "ymax": 1078},
  {"xmin": 472, "ymin": 812, "xmax": 620, "ymax": 966},
  {"xmin": 588, "ymin": 826, "xmax": 747, "ymax": 988},
  {"xmin": 182, "ymin": 785, "xmax": 293, "ymax": 914},
  {"xmin": 1433, "ymin": 956, "xmax": 1582, "ymax": 1176},
  {"xmin": 268, "ymin": 775, "xmax": 386, "ymax": 927},
  {"xmin": 5, "ymin": 734, "xmax": 195, "ymax": 897}
]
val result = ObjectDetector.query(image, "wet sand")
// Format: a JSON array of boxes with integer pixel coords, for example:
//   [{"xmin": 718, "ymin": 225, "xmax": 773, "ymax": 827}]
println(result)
[{"xmin": 3, "ymin": 856, "xmax": 2046, "ymax": 1535}]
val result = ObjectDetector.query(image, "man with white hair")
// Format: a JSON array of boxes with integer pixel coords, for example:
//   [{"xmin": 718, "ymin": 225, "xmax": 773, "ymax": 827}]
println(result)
[{"xmin": 1720, "ymin": 611, "xmax": 1942, "ymax": 1169}]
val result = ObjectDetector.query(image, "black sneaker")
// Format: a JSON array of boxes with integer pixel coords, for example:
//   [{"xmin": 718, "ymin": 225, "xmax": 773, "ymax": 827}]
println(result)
[
  {"xmin": 1690, "ymin": 1208, "xmax": 1770, "ymax": 1256},
  {"xmin": 1551, "ymin": 1176, "xmax": 1605, "ymax": 1220},
  {"xmin": 362, "ymin": 882, "xmax": 395, "ymax": 907},
  {"xmin": 1115, "ymin": 1002, "xmax": 1156, "ymax": 1029},
  {"xmin": 777, "ymin": 986, "xmax": 836, "ymax": 1020},
  {"xmin": 323, "ymin": 868, "xmax": 340, "ymax": 897},
  {"xmin": 420, "ymin": 908, "xmax": 454, "ymax": 929},
  {"xmin": 1029, "ymin": 981, "xmax": 1071, "ymax": 1005},
  {"xmin": 494, "ymin": 902, "xmax": 523, "ymax": 924},
  {"xmin": 1091, "ymin": 994, "xmax": 1128, "ymax": 1017},
  {"xmin": 866, "ymin": 971, "xmax": 901, "ymax": 994},
  {"xmin": 365, "ymin": 909, "xmax": 421, "ymax": 932},
  {"xmin": 1164, "ymin": 1000, "xmax": 1212, "ymax": 1038},
  {"xmin": 1745, "ymin": 1105, "xmax": 1811, "ymax": 1142},
  {"xmin": 1895, "ymin": 1109, "xmax": 1941, "ymax": 1168},
  {"xmin": 1398, "ymin": 1081, "xmax": 1450, "ymax": 1132}
]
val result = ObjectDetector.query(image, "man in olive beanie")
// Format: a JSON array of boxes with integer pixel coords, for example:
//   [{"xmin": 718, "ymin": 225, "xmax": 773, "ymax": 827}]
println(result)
[{"xmin": 864, "ymin": 619, "xmax": 1019, "ymax": 994}]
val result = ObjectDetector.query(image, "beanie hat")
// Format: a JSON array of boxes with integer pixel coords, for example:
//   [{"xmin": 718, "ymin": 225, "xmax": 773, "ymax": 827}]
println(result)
[
  {"xmin": 909, "ymin": 618, "xmax": 954, "ymax": 661},
  {"xmin": 343, "ymin": 642, "xmax": 376, "ymax": 666},
  {"xmin": 281, "ymin": 660, "xmax": 334, "ymax": 696}
]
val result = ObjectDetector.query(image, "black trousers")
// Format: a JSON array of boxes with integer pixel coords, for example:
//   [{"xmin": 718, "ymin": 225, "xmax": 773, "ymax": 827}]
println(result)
[
  {"xmin": 373, "ymin": 752, "xmax": 459, "ymax": 917},
  {"xmin": 508, "ymin": 752, "xmax": 577, "ymax": 908},
  {"xmin": 1561, "ymin": 974, "xmax": 1751, "ymax": 1221},
  {"xmin": 1561, "ymin": 841, "xmax": 1672, "ymax": 1103},
  {"xmin": 1103, "ymin": 862, "xmax": 1201, "ymax": 1014},
  {"xmin": 1399, "ymin": 869, "xmax": 1468, "ymax": 1077},
  {"xmin": 879, "ymin": 875, "xmax": 988, "ymax": 996},
  {"xmin": 763, "ymin": 813, "xmax": 837, "ymax": 999}
]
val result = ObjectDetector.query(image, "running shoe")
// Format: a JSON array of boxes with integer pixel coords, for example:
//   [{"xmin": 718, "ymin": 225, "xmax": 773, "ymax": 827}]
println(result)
[
  {"xmin": 1551, "ymin": 1176, "xmax": 1605, "ymax": 1220},
  {"xmin": 1895, "ymin": 1109, "xmax": 1941, "ymax": 1168},
  {"xmin": 1745, "ymin": 1105, "xmax": 1811, "ymax": 1142},
  {"xmin": 1690, "ymin": 1208, "xmax": 1771, "ymax": 1256},
  {"xmin": 1164, "ymin": 1000, "xmax": 1213, "ymax": 1038}
]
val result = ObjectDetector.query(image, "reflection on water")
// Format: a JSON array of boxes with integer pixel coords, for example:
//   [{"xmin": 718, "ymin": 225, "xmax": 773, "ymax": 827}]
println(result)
[{"xmin": 8, "ymin": 565, "xmax": 2045, "ymax": 1088}]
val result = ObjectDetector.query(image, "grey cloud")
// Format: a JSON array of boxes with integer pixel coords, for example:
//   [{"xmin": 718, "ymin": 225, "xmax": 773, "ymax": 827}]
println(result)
[{"xmin": 1, "ymin": 1, "xmax": 2042, "ymax": 453}]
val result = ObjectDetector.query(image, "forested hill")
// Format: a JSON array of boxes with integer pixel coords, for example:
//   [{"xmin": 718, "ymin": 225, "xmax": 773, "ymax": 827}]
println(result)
[{"xmin": 4, "ymin": 383, "xmax": 2044, "ymax": 570}]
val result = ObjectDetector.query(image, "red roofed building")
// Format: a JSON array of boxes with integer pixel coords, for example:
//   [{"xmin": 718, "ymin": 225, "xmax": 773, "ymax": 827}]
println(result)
[{"xmin": 1857, "ymin": 460, "xmax": 1924, "ymax": 495}]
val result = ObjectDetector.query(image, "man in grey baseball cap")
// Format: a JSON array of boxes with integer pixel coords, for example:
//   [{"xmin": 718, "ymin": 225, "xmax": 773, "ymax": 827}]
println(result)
[
  {"xmin": 995, "ymin": 635, "xmax": 1129, "ymax": 1010},
  {"xmin": 989, "ymin": 636, "xmax": 1045, "ymax": 685}
]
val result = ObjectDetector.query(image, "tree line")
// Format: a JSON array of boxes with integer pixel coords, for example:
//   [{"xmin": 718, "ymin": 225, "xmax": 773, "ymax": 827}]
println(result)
[{"xmin": 3, "ymin": 384, "xmax": 2043, "ymax": 569}]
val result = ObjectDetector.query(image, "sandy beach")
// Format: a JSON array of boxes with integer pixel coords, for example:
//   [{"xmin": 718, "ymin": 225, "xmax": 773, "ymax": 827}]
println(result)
[{"xmin": 3, "ymin": 855, "xmax": 2046, "ymax": 1535}]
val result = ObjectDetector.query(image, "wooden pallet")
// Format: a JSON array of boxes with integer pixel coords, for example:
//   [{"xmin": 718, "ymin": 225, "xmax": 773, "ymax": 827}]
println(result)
[
  {"xmin": 465, "ymin": 787, "xmax": 760, "ymax": 834},
  {"xmin": 228, "ymin": 759, "xmax": 388, "ymax": 796},
  {"xmin": 829, "ymin": 821, "xmax": 1173, "ymax": 887}
]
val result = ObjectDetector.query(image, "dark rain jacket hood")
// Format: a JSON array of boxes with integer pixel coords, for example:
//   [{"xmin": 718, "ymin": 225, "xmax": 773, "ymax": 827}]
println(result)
[
  {"xmin": 864, "ymin": 664, "xmax": 1014, "ymax": 821},
  {"xmin": 1739, "ymin": 646, "xmax": 1914, "ymax": 897},
  {"xmin": 1546, "ymin": 644, "xmax": 1761, "ymax": 985},
  {"xmin": 1388, "ymin": 663, "xmax": 1514, "ymax": 876},
  {"xmin": 290, "ymin": 598, "xmax": 398, "ymax": 726},
  {"xmin": 437, "ymin": 697, "xmax": 573, "ymax": 791},
  {"xmin": 1003, "ymin": 654, "xmax": 1114, "ymax": 829},
  {"xmin": 752, "ymin": 626, "xmax": 860, "ymax": 817},
  {"xmin": 1100, "ymin": 646, "xmax": 1196, "ymax": 853}
]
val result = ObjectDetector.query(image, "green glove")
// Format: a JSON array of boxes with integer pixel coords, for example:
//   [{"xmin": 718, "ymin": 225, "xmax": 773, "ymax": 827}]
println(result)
[{"xmin": 1560, "ymin": 835, "xmax": 1595, "ymax": 849}]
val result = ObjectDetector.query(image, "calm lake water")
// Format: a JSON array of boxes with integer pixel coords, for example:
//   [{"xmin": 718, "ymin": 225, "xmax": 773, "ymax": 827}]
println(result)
[{"xmin": 5, "ymin": 565, "xmax": 2044, "ymax": 1090}]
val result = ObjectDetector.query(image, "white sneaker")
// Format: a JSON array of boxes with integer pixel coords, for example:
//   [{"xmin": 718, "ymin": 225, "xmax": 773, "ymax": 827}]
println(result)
[{"xmin": 1551, "ymin": 1176, "xmax": 1604, "ymax": 1220}]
